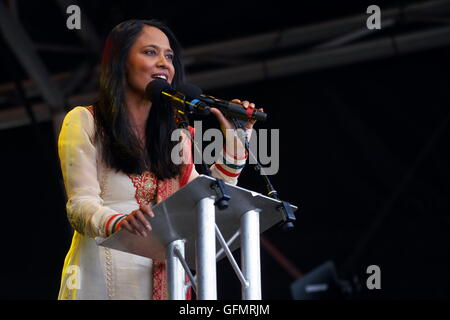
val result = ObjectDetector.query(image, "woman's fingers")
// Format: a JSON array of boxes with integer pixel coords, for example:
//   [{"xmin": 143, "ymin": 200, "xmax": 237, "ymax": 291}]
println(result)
[
  {"xmin": 209, "ymin": 107, "xmax": 228, "ymax": 123},
  {"xmin": 122, "ymin": 210, "xmax": 151, "ymax": 237},
  {"xmin": 232, "ymin": 99, "xmax": 255, "ymax": 109},
  {"xmin": 139, "ymin": 203, "xmax": 154, "ymax": 218},
  {"xmin": 212, "ymin": 98, "xmax": 260, "ymax": 132},
  {"xmin": 120, "ymin": 220, "xmax": 139, "ymax": 236},
  {"xmin": 134, "ymin": 210, "xmax": 152, "ymax": 231},
  {"xmin": 241, "ymin": 100, "xmax": 251, "ymax": 108},
  {"xmin": 232, "ymin": 99, "xmax": 260, "ymax": 130},
  {"xmin": 120, "ymin": 205, "xmax": 155, "ymax": 237},
  {"xmin": 128, "ymin": 215, "xmax": 147, "ymax": 237},
  {"xmin": 209, "ymin": 107, "xmax": 233, "ymax": 130},
  {"xmin": 246, "ymin": 107, "xmax": 262, "ymax": 128}
]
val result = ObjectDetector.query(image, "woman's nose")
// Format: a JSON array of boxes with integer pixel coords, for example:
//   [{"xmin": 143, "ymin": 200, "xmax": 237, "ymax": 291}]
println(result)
[{"xmin": 156, "ymin": 54, "xmax": 170, "ymax": 68}]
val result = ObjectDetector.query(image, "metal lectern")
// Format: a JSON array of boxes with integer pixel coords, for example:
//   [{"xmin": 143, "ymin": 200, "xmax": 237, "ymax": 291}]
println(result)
[{"xmin": 97, "ymin": 175, "xmax": 297, "ymax": 300}]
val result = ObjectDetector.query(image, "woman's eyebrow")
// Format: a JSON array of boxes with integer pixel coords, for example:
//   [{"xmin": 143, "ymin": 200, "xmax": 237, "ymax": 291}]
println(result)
[{"xmin": 142, "ymin": 44, "xmax": 174, "ymax": 54}]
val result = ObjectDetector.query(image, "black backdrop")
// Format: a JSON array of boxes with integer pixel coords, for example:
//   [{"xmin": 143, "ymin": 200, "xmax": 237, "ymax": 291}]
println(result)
[{"xmin": 0, "ymin": 0, "xmax": 449, "ymax": 300}]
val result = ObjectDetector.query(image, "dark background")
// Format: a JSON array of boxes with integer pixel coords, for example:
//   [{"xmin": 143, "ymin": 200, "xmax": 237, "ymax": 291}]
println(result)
[{"xmin": 0, "ymin": 0, "xmax": 449, "ymax": 300}]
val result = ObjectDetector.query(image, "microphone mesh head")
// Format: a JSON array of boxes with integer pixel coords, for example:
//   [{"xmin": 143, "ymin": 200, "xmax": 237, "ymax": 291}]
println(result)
[
  {"xmin": 146, "ymin": 79, "xmax": 171, "ymax": 103},
  {"xmin": 178, "ymin": 83, "xmax": 202, "ymax": 99}
]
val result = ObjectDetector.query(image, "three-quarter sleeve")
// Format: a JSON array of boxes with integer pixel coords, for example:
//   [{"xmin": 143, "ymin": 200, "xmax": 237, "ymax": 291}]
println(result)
[
  {"xmin": 183, "ymin": 126, "xmax": 247, "ymax": 186},
  {"xmin": 209, "ymin": 147, "xmax": 247, "ymax": 185},
  {"xmin": 58, "ymin": 107, "xmax": 125, "ymax": 239}
]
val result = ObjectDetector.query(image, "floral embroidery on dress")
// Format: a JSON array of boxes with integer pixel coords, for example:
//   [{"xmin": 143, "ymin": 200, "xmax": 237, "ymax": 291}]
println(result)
[
  {"xmin": 127, "ymin": 137, "xmax": 194, "ymax": 300},
  {"xmin": 128, "ymin": 172, "xmax": 158, "ymax": 206},
  {"xmin": 152, "ymin": 260, "xmax": 167, "ymax": 300}
]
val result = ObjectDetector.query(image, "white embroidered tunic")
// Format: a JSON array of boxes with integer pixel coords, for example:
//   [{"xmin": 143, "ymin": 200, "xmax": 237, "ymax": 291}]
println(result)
[{"xmin": 57, "ymin": 106, "xmax": 246, "ymax": 300}]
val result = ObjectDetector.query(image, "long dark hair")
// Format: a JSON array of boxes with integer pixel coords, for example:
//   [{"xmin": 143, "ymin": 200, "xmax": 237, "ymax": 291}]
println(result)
[{"xmin": 94, "ymin": 19, "xmax": 185, "ymax": 180}]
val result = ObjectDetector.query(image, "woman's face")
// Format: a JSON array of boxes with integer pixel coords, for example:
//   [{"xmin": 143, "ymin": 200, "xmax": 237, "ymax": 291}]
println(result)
[{"xmin": 125, "ymin": 25, "xmax": 175, "ymax": 96}]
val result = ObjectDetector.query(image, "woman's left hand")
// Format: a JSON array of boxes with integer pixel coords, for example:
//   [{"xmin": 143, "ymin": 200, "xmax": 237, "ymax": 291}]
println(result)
[
  {"xmin": 209, "ymin": 99, "xmax": 262, "ymax": 159},
  {"xmin": 209, "ymin": 99, "xmax": 263, "ymax": 132}
]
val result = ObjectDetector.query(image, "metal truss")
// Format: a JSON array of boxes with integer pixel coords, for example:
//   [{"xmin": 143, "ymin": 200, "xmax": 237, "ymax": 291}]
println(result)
[{"xmin": 1, "ymin": 0, "xmax": 450, "ymax": 130}]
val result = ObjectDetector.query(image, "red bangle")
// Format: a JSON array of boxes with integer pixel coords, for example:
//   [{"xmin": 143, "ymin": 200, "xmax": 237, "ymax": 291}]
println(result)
[
  {"xmin": 115, "ymin": 217, "xmax": 127, "ymax": 232},
  {"xmin": 105, "ymin": 214, "xmax": 122, "ymax": 237}
]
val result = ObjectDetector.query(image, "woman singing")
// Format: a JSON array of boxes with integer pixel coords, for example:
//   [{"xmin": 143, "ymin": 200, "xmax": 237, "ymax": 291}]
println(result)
[{"xmin": 57, "ymin": 19, "xmax": 259, "ymax": 300}]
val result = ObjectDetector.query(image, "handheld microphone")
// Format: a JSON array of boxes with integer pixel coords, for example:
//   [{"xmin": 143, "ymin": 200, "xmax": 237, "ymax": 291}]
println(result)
[
  {"xmin": 146, "ymin": 79, "xmax": 211, "ymax": 115},
  {"xmin": 178, "ymin": 83, "xmax": 267, "ymax": 122},
  {"xmin": 146, "ymin": 79, "xmax": 267, "ymax": 122}
]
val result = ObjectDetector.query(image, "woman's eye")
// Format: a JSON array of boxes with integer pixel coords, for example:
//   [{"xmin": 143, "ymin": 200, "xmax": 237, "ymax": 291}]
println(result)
[
  {"xmin": 166, "ymin": 54, "xmax": 174, "ymax": 61},
  {"xmin": 144, "ymin": 50, "xmax": 156, "ymax": 55}
]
